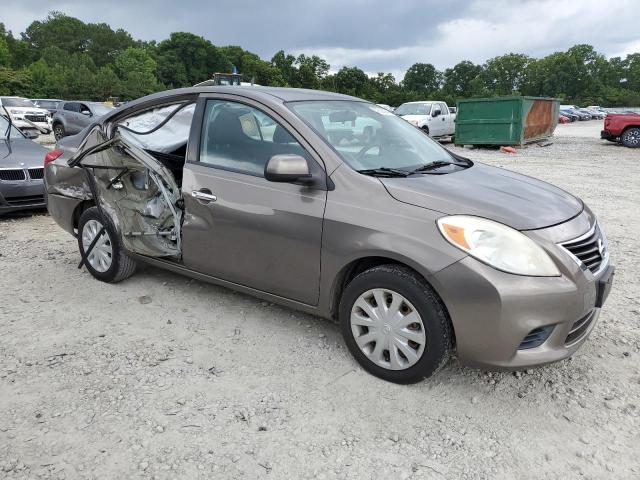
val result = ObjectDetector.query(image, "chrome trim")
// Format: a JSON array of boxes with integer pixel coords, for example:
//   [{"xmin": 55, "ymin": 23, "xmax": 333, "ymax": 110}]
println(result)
[{"xmin": 558, "ymin": 222, "xmax": 609, "ymax": 277}]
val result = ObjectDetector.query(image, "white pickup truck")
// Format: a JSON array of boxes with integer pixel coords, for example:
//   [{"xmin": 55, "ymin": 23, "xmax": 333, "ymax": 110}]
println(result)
[{"xmin": 395, "ymin": 101, "xmax": 455, "ymax": 139}]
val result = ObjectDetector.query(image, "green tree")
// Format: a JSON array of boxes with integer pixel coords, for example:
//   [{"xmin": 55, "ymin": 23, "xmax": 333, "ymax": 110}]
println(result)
[
  {"xmin": 95, "ymin": 65, "xmax": 121, "ymax": 98},
  {"xmin": 334, "ymin": 66, "xmax": 368, "ymax": 97},
  {"xmin": 22, "ymin": 11, "xmax": 88, "ymax": 55},
  {"xmin": 271, "ymin": 50, "xmax": 298, "ymax": 86},
  {"xmin": 482, "ymin": 53, "xmax": 532, "ymax": 95},
  {"xmin": 295, "ymin": 54, "xmax": 329, "ymax": 89},
  {"xmin": 157, "ymin": 32, "xmax": 229, "ymax": 87},
  {"xmin": 86, "ymin": 23, "xmax": 134, "ymax": 67},
  {"xmin": 115, "ymin": 47, "xmax": 160, "ymax": 99},
  {"xmin": 402, "ymin": 63, "xmax": 441, "ymax": 94},
  {"xmin": 443, "ymin": 60, "xmax": 482, "ymax": 97}
]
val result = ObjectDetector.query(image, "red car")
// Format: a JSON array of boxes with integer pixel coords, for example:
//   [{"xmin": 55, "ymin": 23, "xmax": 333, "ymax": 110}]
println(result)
[{"xmin": 601, "ymin": 113, "xmax": 640, "ymax": 148}]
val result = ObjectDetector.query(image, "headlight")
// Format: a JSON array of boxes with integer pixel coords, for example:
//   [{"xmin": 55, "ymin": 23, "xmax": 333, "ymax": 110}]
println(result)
[{"xmin": 437, "ymin": 215, "xmax": 560, "ymax": 276}]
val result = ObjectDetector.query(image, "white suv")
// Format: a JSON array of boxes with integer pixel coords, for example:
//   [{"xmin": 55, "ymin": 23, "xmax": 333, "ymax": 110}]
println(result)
[{"xmin": 0, "ymin": 96, "xmax": 52, "ymax": 135}]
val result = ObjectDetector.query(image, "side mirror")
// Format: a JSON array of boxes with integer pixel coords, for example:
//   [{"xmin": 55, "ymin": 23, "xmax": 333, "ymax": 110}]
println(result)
[
  {"xmin": 81, "ymin": 111, "xmax": 93, "ymax": 117},
  {"xmin": 265, "ymin": 154, "xmax": 312, "ymax": 184},
  {"xmin": 432, "ymin": 109, "xmax": 442, "ymax": 117}
]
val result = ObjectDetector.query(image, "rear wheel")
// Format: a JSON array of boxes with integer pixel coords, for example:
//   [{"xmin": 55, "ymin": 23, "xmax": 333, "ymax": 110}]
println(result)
[
  {"xmin": 339, "ymin": 265, "xmax": 451, "ymax": 384},
  {"xmin": 421, "ymin": 126, "xmax": 430, "ymax": 136},
  {"xmin": 53, "ymin": 123, "xmax": 65, "ymax": 141},
  {"xmin": 77, "ymin": 207, "xmax": 137, "ymax": 283},
  {"xmin": 621, "ymin": 127, "xmax": 640, "ymax": 148}
]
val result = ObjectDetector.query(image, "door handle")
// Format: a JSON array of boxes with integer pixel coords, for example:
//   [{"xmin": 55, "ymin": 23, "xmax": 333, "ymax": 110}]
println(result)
[{"xmin": 191, "ymin": 189, "xmax": 217, "ymax": 203}]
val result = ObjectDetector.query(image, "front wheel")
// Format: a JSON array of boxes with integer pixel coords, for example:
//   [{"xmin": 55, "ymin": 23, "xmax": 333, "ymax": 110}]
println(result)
[
  {"xmin": 77, "ymin": 207, "xmax": 137, "ymax": 283},
  {"xmin": 621, "ymin": 127, "xmax": 640, "ymax": 148},
  {"xmin": 339, "ymin": 265, "xmax": 452, "ymax": 384}
]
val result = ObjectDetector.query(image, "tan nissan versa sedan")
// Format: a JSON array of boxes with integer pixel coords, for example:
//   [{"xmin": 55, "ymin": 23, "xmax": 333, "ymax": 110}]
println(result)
[{"xmin": 44, "ymin": 87, "xmax": 614, "ymax": 384}]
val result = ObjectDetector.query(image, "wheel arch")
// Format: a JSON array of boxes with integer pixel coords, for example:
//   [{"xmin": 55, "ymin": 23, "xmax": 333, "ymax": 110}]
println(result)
[
  {"xmin": 72, "ymin": 199, "xmax": 96, "ymax": 234},
  {"xmin": 328, "ymin": 255, "xmax": 456, "ymax": 346}
]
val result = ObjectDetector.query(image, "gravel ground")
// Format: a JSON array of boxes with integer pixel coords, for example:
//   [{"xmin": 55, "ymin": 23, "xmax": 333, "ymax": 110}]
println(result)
[{"xmin": 1, "ymin": 122, "xmax": 639, "ymax": 479}]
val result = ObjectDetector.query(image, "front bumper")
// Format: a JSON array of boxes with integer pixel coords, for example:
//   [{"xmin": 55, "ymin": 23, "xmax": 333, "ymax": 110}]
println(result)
[
  {"xmin": 431, "ymin": 212, "xmax": 614, "ymax": 370},
  {"xmin": 600, "ymin": 130, "xmax": 618, "ymax": 141},
  {"xmin": 0, "ymin": 180, "xmax": 46, "ymax": 215}
]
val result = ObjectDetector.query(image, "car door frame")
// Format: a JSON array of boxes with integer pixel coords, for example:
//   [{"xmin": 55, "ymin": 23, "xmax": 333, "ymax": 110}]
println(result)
[{"xmin": 181, "ymin": 91, "xmax": 334, "ymax": 306}]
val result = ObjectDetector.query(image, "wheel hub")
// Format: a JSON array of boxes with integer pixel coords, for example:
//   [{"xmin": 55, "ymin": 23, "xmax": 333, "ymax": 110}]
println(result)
[
  {"xmin": 350, "ymin": 288, "xmax": 427, "ymax": 371},
  {"xmin": 82, "ymin": 219, "xmax": 113, "ymax": 273}
]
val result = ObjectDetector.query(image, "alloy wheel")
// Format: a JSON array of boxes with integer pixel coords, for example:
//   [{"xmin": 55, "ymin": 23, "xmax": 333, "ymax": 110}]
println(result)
[
  {"xmin": 350, "ymin": 288, "xmax": 427, "ymax": 370},
  {"xmin": 82, "ymin": 219, "xmax": 113, "ymax": 273}
]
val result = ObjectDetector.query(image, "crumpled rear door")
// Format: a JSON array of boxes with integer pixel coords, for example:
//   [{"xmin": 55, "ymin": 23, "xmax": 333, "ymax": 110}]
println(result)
[{"xmin": 71, "ymin": 126, "xmax": 183, "ymax": 258}]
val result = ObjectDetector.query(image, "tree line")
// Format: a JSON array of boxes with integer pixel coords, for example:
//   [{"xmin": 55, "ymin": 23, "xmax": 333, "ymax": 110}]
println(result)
[{"xmin": 0, "ymin": 11, "xmax": 639, "ymax": 107}]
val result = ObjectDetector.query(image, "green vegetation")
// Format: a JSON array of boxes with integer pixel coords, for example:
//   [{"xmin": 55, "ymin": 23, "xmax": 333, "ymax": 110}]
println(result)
[{"xmin": 1, "ymin": 11, "xmax": 639, "ymax": 106}]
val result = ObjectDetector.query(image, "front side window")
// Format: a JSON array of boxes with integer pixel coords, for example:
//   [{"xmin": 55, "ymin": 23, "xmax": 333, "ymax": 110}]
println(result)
[
  {"xmin": 199, "ymin": 100, "xmax": 305, "ymax": 176},
  {"xmin": 289, "ymin": 101, "xmax": 452, "ymax": 171},
  {"xmin": 64, "ymin": 102, "xmax": 80, "ymax": 113}
]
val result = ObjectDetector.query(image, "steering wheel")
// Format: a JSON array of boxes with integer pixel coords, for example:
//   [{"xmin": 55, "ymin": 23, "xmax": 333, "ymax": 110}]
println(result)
[{"xmin": 356, "ymin": 143, "xmax": 382, "ymax": 159}]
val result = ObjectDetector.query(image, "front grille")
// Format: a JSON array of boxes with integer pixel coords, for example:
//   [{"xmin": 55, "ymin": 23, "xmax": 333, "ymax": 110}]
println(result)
[
  {"xmin": 0, "ymin": 169, "xmax": 26, "ymax": 181},
  {"xmin": 565, "ymin": 311, "xmax": 595, "ymax": 345},
  {"xmin": 4, "ymin": 194, "xmax": 45, "ymax": 206},
  {"xmin": 28, "ymin": 168, "xmax": 44, "ymax": 179},
  {"xmin": 24, "ymin": 114, "xmax": 47, "ymax": 122},
  {"xmin": 560, "ymin": 224, "xmax": 605, "ymax": 274},
  {"xmin": 518, "ymin": 325, "xmax": 554, "ymax": 349}
]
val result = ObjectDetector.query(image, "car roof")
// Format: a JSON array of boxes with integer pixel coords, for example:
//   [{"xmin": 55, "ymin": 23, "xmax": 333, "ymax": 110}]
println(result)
[{"xmin": 400, "ymin": 101, "xmax": 437, "ymax": 105}]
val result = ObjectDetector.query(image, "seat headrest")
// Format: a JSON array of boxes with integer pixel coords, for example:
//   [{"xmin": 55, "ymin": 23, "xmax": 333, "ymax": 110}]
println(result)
[{"xmin": 207, "ymin": 107, "xmax": 248, "ymax": 145}]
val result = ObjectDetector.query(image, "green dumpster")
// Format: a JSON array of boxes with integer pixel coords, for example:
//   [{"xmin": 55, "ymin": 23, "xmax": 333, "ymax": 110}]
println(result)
[{"xmin": 454, "ymin": 96, "xmax": 560, "ymax": 146}]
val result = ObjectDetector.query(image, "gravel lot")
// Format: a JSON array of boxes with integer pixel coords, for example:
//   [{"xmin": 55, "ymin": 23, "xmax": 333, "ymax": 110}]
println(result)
[{"xmin": 1, "ymin": 121, "xmax": 639, "ymax": 479}]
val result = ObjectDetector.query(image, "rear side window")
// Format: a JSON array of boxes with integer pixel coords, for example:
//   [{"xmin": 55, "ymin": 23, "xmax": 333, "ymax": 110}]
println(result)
[
  {"xmin": 199, "ymin": 100, "xmax": 305, "ymax": 177},
  {"xmin": 64, "ymin": 102, "xmax": 80, "ymax": 112}
]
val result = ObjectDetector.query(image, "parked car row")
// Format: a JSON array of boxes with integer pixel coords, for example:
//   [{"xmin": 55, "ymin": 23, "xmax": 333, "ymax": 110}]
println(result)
[
  {"xmin": 559, "ymin": 104, "xmax": 606, "ymax": 122},
  {"xmin": 0, "ymin": 96, "xmax": 115, "ymax": 140},
  {"xmin": 32, "ymin": 99, "xmax": 115, "ymax": 140}
]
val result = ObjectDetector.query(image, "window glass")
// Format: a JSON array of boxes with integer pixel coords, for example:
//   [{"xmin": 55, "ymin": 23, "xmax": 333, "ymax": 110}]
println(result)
[
  {"xmin": 289, "ymin": 100, "xmax": 452, "ymax": 171},
  {"xmin": 199, "ymin": 100, "xmax": 305, "ymax": 176},
  {"xmin": 118, "ymin": 103, "xmax": 195, "ymax": 154},
  {"xmin": 0, "ymin": 115, "xmax": 25, "ymax": 138},
  {"xmin": 64, "ymin": 102, "xmax": 80, "ymax": 112},
  {"xmin": 395, "ymin": 103, "xmax": 431, "ymax": 116},
  {"xmin": 1, "ymin": 97, "xmax": 35, "ymax": 108}
]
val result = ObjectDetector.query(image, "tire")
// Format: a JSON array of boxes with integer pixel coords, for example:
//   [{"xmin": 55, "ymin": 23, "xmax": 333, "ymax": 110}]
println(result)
[
  {"xmin": 339, "ymin": 264, "xmax": 452, "ymax": 384},
  {"xmin": 621, "ymin": 127, "xmax": 640, "ymax": 148},
  {"xmin": 77, "ymin": 207, "xmax": 137, "ymax": 283},
  {"xmin": 421, "ymin": 126, "xmax": 430, "ymax": 136},
  {"xmin": 53, "ymin": 123, "xmax": 65, "ymax": 141}
]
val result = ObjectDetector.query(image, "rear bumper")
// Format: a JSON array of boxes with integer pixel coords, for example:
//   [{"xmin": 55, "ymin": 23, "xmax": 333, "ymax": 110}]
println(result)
[
  {"xmin": 600, "ymin": 130, "xmax": 618, "ymax": 140},
  {"xmin": 0, "ymin": 180, "xmax": 46, "ymax": 215}
]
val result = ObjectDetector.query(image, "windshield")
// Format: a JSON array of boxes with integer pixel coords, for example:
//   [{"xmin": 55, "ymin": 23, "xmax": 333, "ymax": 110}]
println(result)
[
  {"xmin": 395, "ymin": 103, "xmax": 432, "ymax": 116},
  {"xmin": 289, "ymin": 100, "xmax": 452, "ymax": 171},
  {"xmin": 0, "ymin": 115, "xmax": 26, "ymax": 139},
  {"xmin": 89, "ymin": 104, "xmax": 114, "ymax": 117},
  {"xmin": 2, "ymin": 97, "xmax": 36, "ymax": 108}
]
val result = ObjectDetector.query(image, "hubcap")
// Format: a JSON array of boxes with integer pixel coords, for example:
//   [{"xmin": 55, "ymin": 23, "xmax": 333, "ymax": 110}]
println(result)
[
  {"xmin": 350, "ymin": 288, "xmax": 427, "ymax": 370},
  {"xmin": 82, "ymin": 219, "xmax": 113, "ymax": 273}
]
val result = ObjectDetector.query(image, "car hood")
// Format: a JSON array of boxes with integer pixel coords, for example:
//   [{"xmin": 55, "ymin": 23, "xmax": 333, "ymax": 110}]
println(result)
[
  {"xmin": 0, "ymin": 138, "xmax": 49, "ymax": 168},
  {"xmin": 380, "ymin": 162, "xmax": 583, "ymax": 230}
]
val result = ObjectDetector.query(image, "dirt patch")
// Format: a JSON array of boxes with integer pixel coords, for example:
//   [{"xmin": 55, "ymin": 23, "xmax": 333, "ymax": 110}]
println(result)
[{"xmin": 1, "ymin": 122, "xmax": 639, "ymax": 479}]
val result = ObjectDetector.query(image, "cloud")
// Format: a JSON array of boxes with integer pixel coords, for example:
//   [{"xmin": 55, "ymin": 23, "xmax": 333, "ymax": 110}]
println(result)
[{"xmin": 2, "ymin": 0, "xmax": 638, "ymax": 79}]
